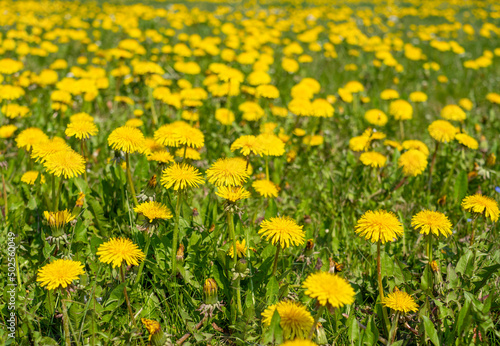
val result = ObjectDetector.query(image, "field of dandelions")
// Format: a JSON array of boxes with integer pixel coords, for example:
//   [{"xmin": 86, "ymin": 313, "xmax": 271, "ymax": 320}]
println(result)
[{"xmin": 1, "ymin": 0, "xmax": 500, "ymax": 345}]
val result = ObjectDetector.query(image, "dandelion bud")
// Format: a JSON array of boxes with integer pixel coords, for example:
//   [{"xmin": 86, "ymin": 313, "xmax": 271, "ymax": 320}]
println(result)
[
  {"xmin": 236, "ymin": 259, "xmax": 248, "ymax": 274},
  {"xmin": 203, "ymin": 278, "xmax": 218, "ymax": 305},
  {"xmin": 141, "ymin": 318, "xmax": 167, "ymax": 346},
  {"xmin": 305, "ymin": 239, "xmax": 314, "ymax": 256},
  {"xmin": 176, "ymin": 244, "xmax": 185, "ymax": 262},
  {"xmin": 315, "ymin": 322, "xmax": 328, "ymax": 344},
  {"xmin": 487, "ymin": 153, "xmax": 496, "ymax": 166},
  {"xmin": 147, "ymin": 175, "xmax": 157, "ymax": 189},
  {"xmin": 430, "ymin": 260, "xmax": 439, "ymax": 272},
  {"xmin": 75, "ymin": 192, "xmax": 85, "ymax": 208}
]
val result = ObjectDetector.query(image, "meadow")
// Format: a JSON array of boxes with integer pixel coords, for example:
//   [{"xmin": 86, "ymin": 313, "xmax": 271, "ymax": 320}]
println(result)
[{"xmin": 0, "ymin": 0, "xmax": 500, "ymax": 345}]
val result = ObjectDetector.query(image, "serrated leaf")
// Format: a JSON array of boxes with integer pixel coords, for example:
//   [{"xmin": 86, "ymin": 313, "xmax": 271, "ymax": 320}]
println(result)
[{"xmin": 456, "ymin": 251, "xmax": 474, "ymax": 277}]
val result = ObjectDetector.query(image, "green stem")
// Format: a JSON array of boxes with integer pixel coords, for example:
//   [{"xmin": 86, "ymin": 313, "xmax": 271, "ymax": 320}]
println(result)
[
  {"xmin": 2, "ymin": 173, "xmax": 7, "ymax": 221},
  {"xmin": 265, "ymin": 155, "xmax": 269, "ymax": 180},
  {"xmin": 135, "ymin": 234, "xmax": 152, "ymax": 284},
  {"xmin": 470, "ymin": 216, "xmax": 479, "ymax": 246},
  {"xmin": 388, "ymin": 311, "xmax": 400, "ymax": 345},
  {"xmin": 182, "ymin": 144, "xmax": 188, "ymax": 162},
  {"xmin": 51, "ymin": 175, "xmax": 56, "ymax": 211},
  {"xmin": 441, "ymin": 151, "xmax": 460, "ymax": 197},
  {"xmin": 120, "ymin": 265, "xmax": 136, "ymax": 326},
  {"xmin": 236, "ymin": 276, "xmax": 243, "ymax": 315},
  {"xmin": 427, "ymin": 234, "xmax": 433, "ymax": 295},
  {"xmin": 271, "ymin": 244, "xmax": 281, "ymax": 277},
  {"xmin": 227, "ymin": 211, "xmax": 242, "ymax": 315},
  {"xmin": 308, "ymin": 305, "xmax": 325, "ymax": 339},
  {"xmin": 80, "ymin": 141, "xmax": 88, "ymax": 184},
  {"xmin": 61, "ymin": 293, "xmax": 72, "ymax": 346},
  {"xmin": 125, "ymin": 153, "xmax": 139, "ymax": 206},
  {"xmin": 427, "ymin": 141, "xmax": 440, "ymax": 191},
  {"xmin": 148, "ymin": 87, "xmax": 158, "ymax": 126},
  {"xmin": 171, "ymin": 191, "xmax": 182, "ymax": 275},
  {"xmin": 399, "ymin": 121, "xmax": 404, "ymax": 141},
  {"xmin": 377, "ymin": 241, "xmax": 391, "ymax": 336},
  {"xmin": 54, "ymin": 177, "xmax": 63, "ymax": 211}
]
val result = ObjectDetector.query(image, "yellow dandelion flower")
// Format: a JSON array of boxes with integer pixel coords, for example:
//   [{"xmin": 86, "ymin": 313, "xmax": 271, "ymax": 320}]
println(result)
[
  {"xmin": 411, "ymin": 210, "xmax": 453, "ymax": 237},
  {"xmin": 215, "ymin": 185, "xmax": 250, "ymax": 202},
  {"xmin": 65, "ymin": 121, "xmax": 98, "ymax": 140},
  {"xmin": 21, "ymin": 171, "xmax": 45, "ymax": 185},
  {"xmin": 364, "ymin": 109, "xmax": 388, "ymax": 126},
  {"xmin": 31, "ymin": 138, "xmax": 70, "ymax": 163},
  {"xmin": 97, "ymin": 237, "xmax": 145, "ymax": 268},
  {"xmin": 382, "ymin": 288, "xmax": 418, "ymax": 314},
  {"xmin": 441, "ymin": 105, "xmax": 466, "ymax": 122},
  {"xmin": 134, "ymin": 201, "xmax": 173, "ymax": 223},
  {"xmin": 43, "ymin": 149, "xmax": 86, "ymax": 179},
  {"xmin": 231, "ymin": 135, "xmax": 264, "ymax": 156},
  {"xmin": 228, "ymin": 239, "xmax": 247, "ymax": 258},
  {"xmin": 141, "ymin": 319, "xmax": 161, "ymax": 341},
  {"xmin": 258, "ymin": 216, "xmax": 305, "ymax": 249},
  {"xmin": 206, "ymin": 157, "xmax": 249, "ymax": 187},
  {"xmin": 349, "ymin": 135, "xmax": 371, "ymax": 152},
  {"xmin": 147, "ymin": 150, "xmax": 174, "ymax": 164},
  {"xmin": 257, "ymin": 133, "xmax": 286, "ymax": 156},
  {"xmin": 108, "ymin": 126, "xmax": 145, "ymax": 153},
  {"xmin": 125, "ymin": 118, "xmax": 144, "ymax": 128},
  {"xmin": 389, "ymin": 100, "xmax": 413, "ymax": 120},
  {"xmin": 43, "ymin": 210, "xmax": 75, "ymax": 228},
  {"xmin": 70, "ymin": 112, "xmax": 94, "ymax": 123},
  {"xmin": 402, "ymin": 140, "xmax": 429, "ymax": 156},
  {"xmin": 177, "ymin": 124, "xmax": 205, "ymax": 149},
  {"xmin": 37, "ymin": 259, "xmax": 85, "ymax": 290},
  {"xmin": 428, "ymin": 120, "xmax": 458, "ymax": 143},
  {"xmin": 455, "ymin": 133, "xmax": 478, "ymax": 150},
  {"xmin": 398, "ymin": 149, "xmax": 428, "ymax": 177},
  {"xmin": 215, "ymin": 108, "xmax": 235, "ymax": 125},
  {"xmin": 360, "ymin": 151, "xmax": 387, "ymax": 168},
  {"xmin": 0, "ymin": 124, "xmax": 18, "ymax": 138},
  {"xmin": 262, "ymin": 301, "xmax": 314, "ymax": 340},
  {"xmin": 355, "ymin": 210, "xmax": 404, "ymax": 243},
  {"xmin": 16, "ymin": 127, "xmax": 49, "ymax": 151},
  {"xmin": 461, "ymin": 194, "xmax": 499, "ymax": 222},
  {"xmin": 161, "ymin": 163, "xmax": 204, "ymax": 190},
  {"xmin": 302, "ymin": 272, "xmax": 355, "ymax": 308},
  {"xmin": 175, "ymin": 147, "xmax": 201, "ymax": 160},
  {"xmin": 252, "ymin": 179, "xmax": 279, "ymax": 198},
  {"xmin": 384, "ymin": 140, "xmax": 403, "ymax": 151}
]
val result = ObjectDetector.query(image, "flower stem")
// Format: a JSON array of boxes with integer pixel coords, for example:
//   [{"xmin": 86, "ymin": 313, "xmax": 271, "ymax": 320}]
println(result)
[
  {"xmin": 272, "ymin": 244, "xmax": 281, "ymax": 277},
  {"xmin": 171, "ymin": 191, "xmax": 183, "ymax": 275},
  {"xmin": 54, "ymin": 177, "xmax": 64, "ymax": 211},
  {"xmin": 377, "ymin": 241, "xmax": 391, "ymax": 336},
  {"xmin": 427, "ymin": 141, "xmax": 440, "ymax": 190},
  {"xmin": 399, "ymin": 121, "xmax": 404, "ymax": 141},
  {"xmin": 125, "ymin": 152, "xmax": 139, "ymax": 206},
  {"xmin": 61, "ymin": 293, "xmax": 72, "ymax": 346},
  {"xmin": 265, "ymin": 155, "xmax": 270, "ymax": 180},
  {"xmin": 227, "ymin": 211, "xmax": 242, "ymax": 315},
  {"xmin": 470, "ymin": 216, "xmax": 479, "ymax": 246},
  {"xmin": 388, "ymin": 311, "xmax": 400, "ymax": 344},
  {"xmin": 135, "ymin": 234, "xmax": 152, "ymax": 284},
  {"xmin": 51, "ymin": 175, "xmax": 56, "ymax": 211},
  {"xmin": 80, "ymin": 140, "xmax": 88, "ymax": 184},
  {"xmin": 426, "ymin": 234, "xmax": 434, "ymax": 299},
  {"xmin": 148, "ymin": 87, "xmax": 158, "ymax": 126},
  {"xmin": 120, "ymin": 265, "xmax": 136, "ymax": 326},
  {"xmin": 2, "ymin": 173, "xmax": 7, "ymax": 221},
  {"xmin": 308, "ymin": 305, "xmax": 325, "ymax": 339}
]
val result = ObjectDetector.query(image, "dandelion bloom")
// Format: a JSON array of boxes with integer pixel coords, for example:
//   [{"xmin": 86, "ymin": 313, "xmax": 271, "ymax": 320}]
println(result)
[
  {"xmin": 389, "ymin": 100, "xmax": 413, "ymax": 120},
  {"xmin": 31, "ymin": 138, "xmax": 70, "ymax": 163},
  {"xmin": 441, "ymin": 105, "xmax": 466, "ymax": 122},
  {"xmin": 37, "ymin": 259, "xmax": 85, "ymax": 290},
  {"xmin": 134, "ymin": 201, "xmax": 173, "ymax": 223},
  {"xmin": 455, "ymin": 133, "xmax": 478, "ymax": 150},
  {"xmin": 147, "ymin": 150, "xmax": 174, "ymax": 164},
  {"xmin": 262, "ymin": 301, "xmax": 314, "ymax": 340},
  {"xmin": 206, "ymin": 157, "xmax": 249, "ymax": 187},
  {"xmin": 108, "ymin": 126, "xmax": 145, "ymax": 153},
  {"xmin": 161, "ymin": 163, "xmax": 204, "ymax": 190},
  {"xmin": 228, "ymin": 239, "xmax": 247, "ymax": 258},
  {"xmin": 154, "ymin": 123, "xmax": 182, "ymax": 147},
  {"xmin": 280, "ymin": 340, "xmax": 317, "ymax": 346},
  {"xmin": 252, "ymin": 179, "xmax": 279, "ymax": 198},
  {"xmin": 355, "ymin": 210, "xmax": 404, "ymax": 243},
  {"xmin": 44, "ymin": 210, "xmax": 75, "ymax": 228},
  {"xmin": 257, "ymin": 133, "xmax": 286, "ymax": 156},
  {"xmin": 141, "ymin": 319, "xmax": 161, "ymax": 341},
  {"xmin": 364, "ymin": 109, "xmax": 388, "ymax": 126},
  {"xmin": 428, "ymin": 120, "xmax": 458, "ymax": 143},
  {"xmin": 302, "ymin": 272, "xmax": 355, "ymax": 308},
  {"xmin": 44, "ymin": 149, "xmax": 86, "ymax": 179},
  {"xmin": 398, "ymin": 149, "xmax": 428, "ymax": 177},
  {"xmin": 0, "ymin": 124, "xmax": 18, "ymax": 138},
  {"xmin": 215, "ymin": 185, "xmax": 250, "ymax": 202},
  {"xmin": 97, "ymin": 237, "xmax": 145, "ymax": 268},
  {"xmin": 402, "ymin": 140, "xmax": 429, "ymax": 156},
  {"xmin": 411, "ymin": 210, "xmax": 453, "ymax": 237},
  {"xmin": 70, "ymin": 112, "xmax": 94, "ymax": 123},
  {"xmin": 258, "ymin": 216, "xmax": 305, "ymax": 249},
  {"xmin": 175, "ymin": 147, "xmax": 201, "ymax": 160},
  {"xmin": 231, "ymin": 135, "xmax": 264, "ymax": 156},
  {"xmin": 21, "ymin": 171, "xmax": 45, "ymax": 185},
  {"xmin": 360, "ymin": 151, "xmax": 387, "ymax": 168},
  {"xmin": 461, "ymin": 194, "xmax": 499, "ymax": 222},
  {"xmin": 384, "ymin": 140, "xmax": 403, "ymax": 151},
  {"xmin": 349, "ymin": 135, "xmax": 371, "ymax": 152},
  {"xmin": 176, "ymin": 124, "xmax": 205, "ymax": 149},
  {"xmin": 382, "ymin": 288, "xmax": 418, "ymax": 314},
  {"xmin": 65, "ymin": 121, "xmax": 98, "ymax": 140},
  {"xmin": 409, "ymin": 91, "xmax": 428, "ymax": 102},
  {"xmin": 16, "ymin": 127, "xmax": 49, "ymax": 151},
  {"xmin": 215, "ymin": 108, "xmax": 235, "ymax": 125}
]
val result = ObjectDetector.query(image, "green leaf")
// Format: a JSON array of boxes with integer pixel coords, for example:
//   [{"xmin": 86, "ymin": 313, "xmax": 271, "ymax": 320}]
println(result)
[
  {"xmin": 473, "ymin": 264, "xmax": 500, "ymax": 293},
  {"xmin": 456, "ymin": 251, "xmax": 474, "ymax": 277},
  {"xmin": 455, "ymin": 298, "xmax": 471, "ymax": 336},
  {"xmin": 347, "ymin": 312, "xmax": 359, "ymax": 344},
  {"xmin": 265, "ymin": 198, "xmax": 278, "ymax": 219},
  {"xmin": 266, "ymin": 276, "xmax": 279, "ymax": 304},
  {"xmin": 380, "ymin": 251, "xmax": 394, "ymax": 278},
  {"xmin": 446, "ymin": 263, "xmax": 459, "ymax": 289},
  {"xmin": 422, "ymin": 315, "xmax": 440, "ymax": 346},
  {"xmin": 104, "ymin": 283, "xmax": 125, "ymax": 311},
  {"xmin": 453, "ymin": 171, "xmax": 468, "ymax": 202}
]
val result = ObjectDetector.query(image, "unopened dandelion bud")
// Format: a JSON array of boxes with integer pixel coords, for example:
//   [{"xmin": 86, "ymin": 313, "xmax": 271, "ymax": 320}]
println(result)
[
  {"xmin": 315, "ymin": 322, "xmax": 328, "ymax": 344},
  {"xmin": 430, "ymin": 260, "xmax": 439, "ymax": 272},
  {"xmin": 236, "ymin": 259, "xmax": 248, "ymax": 274},
  {"xmin": 203, "ymin": 278, "xmax": 218, "ymax": 305},
  {"xmin": 141, "ymin": 318, "xmax": 168, "ymax": 346},
  {"xmin": 305, "ymin": 239, "xmax": 314, "ymax": 256},
  {"xmin": 487, "ymin": 153, "xmax": 496, "ymax": 166},
  {"xmin": 176, "ymin": 244, "xmax": 185, "ymax": 262},
  {"xmin": 75, "ymin": 192, "xmax": 85, "ymax": 208}
]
